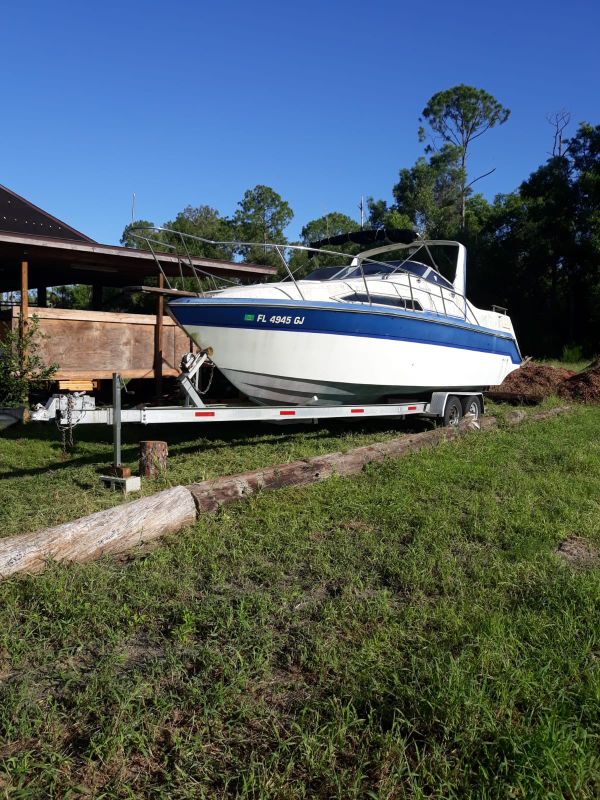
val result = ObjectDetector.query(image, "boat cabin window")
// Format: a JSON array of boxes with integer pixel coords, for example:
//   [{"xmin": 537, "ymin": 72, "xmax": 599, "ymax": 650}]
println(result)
[{"xmin": 339, "ymin": 293, "xmax": 422, "ymax": 311}]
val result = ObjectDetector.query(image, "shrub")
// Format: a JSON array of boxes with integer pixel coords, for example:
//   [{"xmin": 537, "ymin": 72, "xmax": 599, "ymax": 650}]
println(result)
[
  {"xmin": 0, "ymin": 314, "xmax": 58, "ymax": 407},
  {"xmin": 561, "ymin": 343, "xmax": 584, "ymax": 364}
]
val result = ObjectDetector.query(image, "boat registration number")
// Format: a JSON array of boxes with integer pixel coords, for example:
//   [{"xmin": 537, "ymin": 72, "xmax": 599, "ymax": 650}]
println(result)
[{"xmin": 255, "ymin": 314, "xmax": 305, "ymax": 326}]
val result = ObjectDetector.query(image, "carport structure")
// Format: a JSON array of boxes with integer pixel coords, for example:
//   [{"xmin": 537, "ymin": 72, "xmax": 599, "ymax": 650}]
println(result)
[{"xmin": 0, "ymin": 184, "xmax": 276, "ymax": 392}]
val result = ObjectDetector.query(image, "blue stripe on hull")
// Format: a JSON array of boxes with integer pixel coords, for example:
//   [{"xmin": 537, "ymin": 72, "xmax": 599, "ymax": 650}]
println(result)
[{"xmin": 169, "ymin": 298, "xmax": 522, "ymax": 364}]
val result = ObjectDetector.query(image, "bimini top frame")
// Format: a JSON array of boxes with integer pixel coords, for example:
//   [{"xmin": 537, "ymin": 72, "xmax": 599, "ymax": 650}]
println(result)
[{"xmin": 128, "ymin": 227, "xmax": 469, "ymax": 322}]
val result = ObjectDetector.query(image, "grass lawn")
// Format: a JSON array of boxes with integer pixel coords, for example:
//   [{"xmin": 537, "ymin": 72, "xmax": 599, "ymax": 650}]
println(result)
[{"xmin": 0, "ymin": 405, "xmax": 598, "ymax": 797}]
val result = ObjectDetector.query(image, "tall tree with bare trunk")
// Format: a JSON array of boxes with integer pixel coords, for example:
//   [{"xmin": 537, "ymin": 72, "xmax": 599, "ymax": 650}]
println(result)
[{"xmin": 419, "ymin": 85, "xmax": 510, "ymax": 229}]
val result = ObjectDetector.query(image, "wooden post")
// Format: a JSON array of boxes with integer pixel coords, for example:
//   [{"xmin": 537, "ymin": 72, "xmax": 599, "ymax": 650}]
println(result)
[
  {"xmin": 154, "ymin": 272, "xmax": 164, "ymax": 396},
  {"xmin": 19, "ymin": 261, "xmax": 29, "ymax": 384},
  {"xmin": 91, "ymin": 284, "xmax": 103, "ymax": 310},
  {"xmin": 139, "ymin": 441, "xmax": 168, "ymax": 478},
  {"xmin": 37, "ymin": 286, "xmax": 47, "ymax": 307},
  {"xmin": 20, "ymin": 260, "xmax": 29, "ymax": 329}
]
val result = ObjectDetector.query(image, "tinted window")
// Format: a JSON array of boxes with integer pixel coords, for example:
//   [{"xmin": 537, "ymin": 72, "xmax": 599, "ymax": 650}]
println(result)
[
  {"xmin": 339, "ymin": 293, "xmax": 422, "ymax": 311},
  {"xmin": 344, "ymin": 263, "xmax": 396, "ymax": 278},
  {"xmin": 304, "ymin": 266, "xmax": 347, "ymax": 280},
  {"xmin": 385, "ymin": 260, "xmax": 454, "ymax": 290}
]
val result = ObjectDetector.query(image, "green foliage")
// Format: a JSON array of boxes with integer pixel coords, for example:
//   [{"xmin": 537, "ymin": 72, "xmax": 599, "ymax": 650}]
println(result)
[
  {"xmin": 46, "ymin": 284, "xmax": 92, "ymax": 309},
  {"xmin": 233, "ymin": 184, "xmax": 293, "ymax": 268},
  {"xmin": 120, "ymin": 218, "xmax": 156, "ymax": 248},
  {"xmin": 467, "ymin": 122, "xmax": 600, "ymax": 355},
  {"xmin": 561, "ymin": 343, "xmax": 584, "ymax": 363},
  {"xmin": 287, "ymin": 212, "xmax": 362, "ymax": 275},
  {"xmin": 0, "ymin": 315, "xmax": 57, "ymax": 406},
  {"xmin": 367, "ymin": 198, "xmax": 414, "ymax": 231},
  {"xmin": 164, "ymin": 205, "xmax": 236, "ymax": 261},
  {"xmin": 419, "ymin": 84, "xmax": 511, "ymax": 151},
  {"xmin": 300, "ymin": 211, "xmax": 360, "ymax": 244},
  {"xmin": 393, "ymin": 143, "xmax": 465, "ymax": 236}
]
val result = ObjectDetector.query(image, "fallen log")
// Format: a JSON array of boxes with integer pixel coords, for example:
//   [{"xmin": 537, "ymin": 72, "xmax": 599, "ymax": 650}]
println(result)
[
  {"xmin": 186, "ymin": 416, "xmax": 497, "ymax": 513},
  {"xmin": 0, "ymin": 486, "xmax": 197, "ymax": 579},
  {"xmin": 486, "ymin": 390, "xmax": 543, "ymax": 405},
  {"xmin": 506, "ymin": 405, "xmax": 572, "ymax": 425}
]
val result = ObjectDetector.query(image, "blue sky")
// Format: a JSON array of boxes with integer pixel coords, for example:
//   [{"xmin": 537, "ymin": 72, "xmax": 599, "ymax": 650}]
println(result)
[{"xmin": 1, "ymin": 0, "xmax": 598, "ymax": 245}]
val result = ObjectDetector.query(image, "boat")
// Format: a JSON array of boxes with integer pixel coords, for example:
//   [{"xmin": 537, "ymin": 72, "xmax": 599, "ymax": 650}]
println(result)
[{"xmin": 138, "ymin": 228, "xmax": 522, "ymax": 406}]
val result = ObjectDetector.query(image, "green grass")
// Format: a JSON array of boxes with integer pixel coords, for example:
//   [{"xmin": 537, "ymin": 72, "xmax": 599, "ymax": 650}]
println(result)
[
  {"xmin": 0, "ymin": 407, "xmax": 599, "ymax": 797},
  {"xmin": 0, "ymin": 416, "xmax": 432, "ymax": 538},
  {"xmin": 536, "ymin": 358, "xmax": 593, "ymax": 373}
]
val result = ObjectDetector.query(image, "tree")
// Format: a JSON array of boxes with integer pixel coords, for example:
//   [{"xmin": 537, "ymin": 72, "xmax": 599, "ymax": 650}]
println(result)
[
  {"xmin": 234, "ymin": 185, "xmax": 293, "ymax": 267},
  {"xmin": 165, "ymin": 205, "xmax": 235, "ymax": 261},
  {"xmin": 466, "ymin": 122, "xmax": 600, "ymax": 356},
  {"xmin": 392, "ymin": 144, "xmax": 464, "ymax": 237},
  {"xmin": 366, "ymin": 198, "xmax": 414, "ymax": 231},
  {"xmin": 419, "ymin": 85, "xmax": 510, "ymax": 228},
  {"xmin": 286, "ymin": 212, "xmax": 361, "ymax": 275},
  {"xmin": 120, "ymin": 219, "xmax": 156, "ymax": 249},
  {"xmin": 300, "ymin": 211, "xmax": 359, "ymax": 245}
]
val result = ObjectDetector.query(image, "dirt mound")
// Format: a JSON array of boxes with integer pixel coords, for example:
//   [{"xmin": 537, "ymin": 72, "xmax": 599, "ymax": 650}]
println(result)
[
  {"xmin": 558, "ymin": 358, "xmax": 600, "ymax": 403},
  {"xmin": 494, "ymin": 363, "xmax": 575, "ymax": 397},
  {"xmin": 556, "ymin": 535, "xmax": 600, "ymax": 568}
]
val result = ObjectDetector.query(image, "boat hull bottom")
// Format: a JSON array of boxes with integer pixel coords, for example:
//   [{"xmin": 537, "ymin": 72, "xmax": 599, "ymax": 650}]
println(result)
[{"xmin": 220, "ymin": 367, "xmax": 486, "ymax": 406}]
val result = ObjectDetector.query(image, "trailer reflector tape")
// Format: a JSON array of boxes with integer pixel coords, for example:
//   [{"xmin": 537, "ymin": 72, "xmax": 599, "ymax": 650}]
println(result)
[
  {"xmin": 279, "ymin": 410, "xmax": 296, "ymax": 416},
  {"xmin": 407, "ymin": 405, "xmax": 417, "ymax": 410},
  {"xmin": 195, "ymin": 411, "xmax": 216, "ymax": 417},
  {"xmin": 351, "ymin": 408, "xmax": 365, "ymax": 413}
]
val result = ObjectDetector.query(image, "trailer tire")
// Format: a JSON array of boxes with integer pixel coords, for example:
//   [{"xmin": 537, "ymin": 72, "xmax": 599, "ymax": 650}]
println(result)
[
  {"xmin": 461, "ymin": 394, "xmax": 482, "ymax": 420},
  {"xmin": 443, "ymin": 396, "xmax": 463, "ymax": 427}
]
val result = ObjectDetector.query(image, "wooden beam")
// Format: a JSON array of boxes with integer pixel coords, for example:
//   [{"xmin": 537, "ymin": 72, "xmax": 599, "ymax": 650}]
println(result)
[{"xmin": 154, "ymin": 272, "xmax": 164, "ymax": 395}]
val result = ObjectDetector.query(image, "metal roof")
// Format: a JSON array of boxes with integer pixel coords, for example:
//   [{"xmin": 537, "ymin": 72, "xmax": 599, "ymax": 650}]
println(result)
[{"xmin": 0, "ymin": 183, "xmax": 95, "ymax": 242}]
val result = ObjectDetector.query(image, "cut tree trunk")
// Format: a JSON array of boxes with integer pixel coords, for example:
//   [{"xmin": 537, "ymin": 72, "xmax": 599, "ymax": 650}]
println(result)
[
  {"xmin": 187, "ymin": 416, "xmax": 498, "ymax": 512},
  {"xmin": 140, "ymin": 441, "xmax": 168, "ymax": 477},
  {"xmin": 0, "ymin": 486, "xmax": 196, "ymax": 579}
]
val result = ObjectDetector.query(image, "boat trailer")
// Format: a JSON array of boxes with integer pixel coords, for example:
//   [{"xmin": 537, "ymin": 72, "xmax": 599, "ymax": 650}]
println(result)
[{"xmin": 30, "ymin": 351, "xmax": 484, "ymax": 486}]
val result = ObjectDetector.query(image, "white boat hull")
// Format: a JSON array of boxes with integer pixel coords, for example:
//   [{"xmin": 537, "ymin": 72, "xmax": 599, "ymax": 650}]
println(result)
[{"xmin": 182, "ymin": 324, "xmax": 519, "ymax": 405}]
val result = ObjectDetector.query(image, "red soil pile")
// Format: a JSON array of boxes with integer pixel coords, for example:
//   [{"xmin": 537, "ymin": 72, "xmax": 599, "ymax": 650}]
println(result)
[
  {"xmin": 494, "ymin": 363, "xmax": 575, "ymax": 397},
  {"xmin": 558, "ymin": 358, "xmax": 600, "ymax": 403}
]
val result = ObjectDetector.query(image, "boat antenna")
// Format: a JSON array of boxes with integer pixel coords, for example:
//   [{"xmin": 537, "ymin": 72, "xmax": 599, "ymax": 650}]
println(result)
[
  {"xmin": 359, "ymin": 195, "xmax": 365, "ymax": 229},
  {"xmin": 131, "ymin": 192, "xmax": 136, "ymax": 224}
]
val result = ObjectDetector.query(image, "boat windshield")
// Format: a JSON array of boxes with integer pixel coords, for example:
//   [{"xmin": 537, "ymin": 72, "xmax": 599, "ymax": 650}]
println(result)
[
  {"xmin": 304, "ymin": 263, "xmax": 397, "ymax": 281},
  {"xmin": 396, "ymin": 261, "xmax": 454, "ymax": 291},
  {"xmin": 304, "ymin": 259, "xmax": 454, "ymax": 290}
]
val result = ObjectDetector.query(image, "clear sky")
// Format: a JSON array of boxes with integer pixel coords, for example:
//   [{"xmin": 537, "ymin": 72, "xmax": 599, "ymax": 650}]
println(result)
[{"xmin": 2, "ymin": 0, "xmax": 598, "ymax": 245}]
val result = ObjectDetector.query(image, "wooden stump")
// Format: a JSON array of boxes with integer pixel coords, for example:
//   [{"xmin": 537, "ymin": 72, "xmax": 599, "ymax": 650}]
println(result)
[{"xmin": 139, "ymin": 440, "xmax": 168, "ymax": 477}]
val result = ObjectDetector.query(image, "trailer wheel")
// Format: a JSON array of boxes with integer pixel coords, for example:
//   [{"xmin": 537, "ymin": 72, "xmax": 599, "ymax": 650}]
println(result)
[
  {"xmin": 461, "ymin": 394, "xmax": 482, "ymax": 420},
  {"xmin": 443, "ymin": 396, "xmax": 463, "ymax": 427}
]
